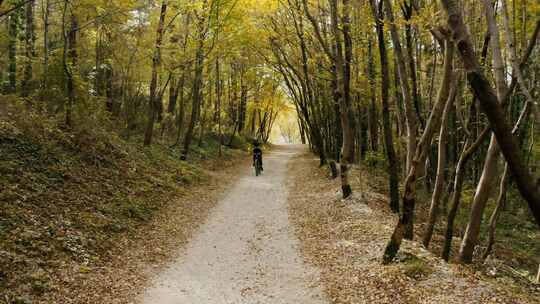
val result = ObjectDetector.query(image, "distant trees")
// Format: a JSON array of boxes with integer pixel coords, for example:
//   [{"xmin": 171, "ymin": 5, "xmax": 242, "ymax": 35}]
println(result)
[{"xmin": 1, "ymin": 0, "xmax": 286, "ymax": 157}]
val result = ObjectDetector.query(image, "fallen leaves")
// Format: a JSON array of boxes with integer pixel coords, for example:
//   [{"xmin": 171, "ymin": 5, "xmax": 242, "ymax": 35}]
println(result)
[
  {"xmin": 286, "ymin": 152, "xmax": 538, "ymax": 304},
  {"xmin": 1, "ymin": 106, "xmax": 249, "ymax": 303}
]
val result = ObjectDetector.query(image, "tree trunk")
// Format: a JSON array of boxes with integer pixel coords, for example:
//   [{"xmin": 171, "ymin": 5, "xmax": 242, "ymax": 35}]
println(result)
[
  {"xmin": 167, "ymin": 77, "xmax": 179, "ymax": 114},
  {"xmin": 458, "ymin": 136, "xmax": 500, "ymax": 262},
  {"xmin": 370, "ymin": 0, "xmax": 399, "ymax": 213},
  {"xmin": 41, "ymin": 0, "xmax": 50, "ymax": 96},
  {"xmin": 21, "ymin": 0, "xmax": 34, "ymax": 97},
  {"xmin": 383, "ymin": 35, "xmax": 455, "ymax": 264},
  {"xmin": 442, "ymin": 138, "xmax": 472, "ymax": 261},
  {"xmin": 482, "ymin": 90, "xmax": 532, "ymax": 259},
  {"xmin": 143, "ymin": 0, "xmax": 167, "ymax": 146},
  {"xmin": 336, "ymin": 0, "xmax": 355, "ymax": 198},
  {"xmin": 181, "ymin": 7, "xmax": 206, "ymax": 159},
  {"xmin": 482, "ymin": 163, "xmax": 509, "ymax": 260},
  {"xmin": 383, "ymin": 0, "xmax": 417, "ymax": 175},
  {"xmin": 367, "ymin": 38, "xmax": 379, "ymax": 152},
  {"xmin": 423, "ymin": 73, "xmax": 457, "ymax": 248},
  {"xmin": 8, "ymin": 11, "xmax": 19, "ymax": 94},
  {"xmin": 62, "ymin": 4, "xmax": 77, "ymax": 128},
  {"xmin": 238, "ymin": 68, "xmax": 247, "ymax": 133},
  {"xmin": 216, "ymin": 58, "xmax": 223, "ymax": 156}
]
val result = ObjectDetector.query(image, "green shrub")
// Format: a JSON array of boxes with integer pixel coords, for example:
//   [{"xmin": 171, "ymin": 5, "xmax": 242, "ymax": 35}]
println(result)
[{"xmin": 400, "ymin": 255, "xmax": 433, "ymax": 280}]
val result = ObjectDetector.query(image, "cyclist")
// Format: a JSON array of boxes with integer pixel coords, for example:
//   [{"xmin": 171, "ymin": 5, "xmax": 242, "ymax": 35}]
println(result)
[{"xmin": 252, "ymin": 142, "xmax": 263, "ymax": 172}]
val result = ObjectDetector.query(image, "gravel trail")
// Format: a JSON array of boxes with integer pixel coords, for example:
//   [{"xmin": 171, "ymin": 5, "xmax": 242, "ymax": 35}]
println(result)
[{"xmin": 140, "ymin": 145, "xmax": 327, "ymax": 304}]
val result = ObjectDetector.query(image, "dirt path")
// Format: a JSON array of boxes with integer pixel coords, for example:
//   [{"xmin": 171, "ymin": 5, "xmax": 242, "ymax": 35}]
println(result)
[{"xmin": 139, "ymin": 145, "xmax": 327, "ymax": 304}]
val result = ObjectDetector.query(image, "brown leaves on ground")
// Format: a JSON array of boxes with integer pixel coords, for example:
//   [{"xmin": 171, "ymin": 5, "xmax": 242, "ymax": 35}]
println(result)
[
  {"xmin": 0, "ymin": 102, "xmax": 249, "ymax": 303},
  {"xmin": 286, "ymin": 152, "xmax": 538, "ymax": 304},
  {"xmin": 42, "ymin": 157, "xmax": 249, "ymax": 304}
]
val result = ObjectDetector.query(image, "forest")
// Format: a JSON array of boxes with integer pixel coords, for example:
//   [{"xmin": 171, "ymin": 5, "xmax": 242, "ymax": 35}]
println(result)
[{"xmin": 1, "ymin": 0, "xmax": 539, "ymax": 301}]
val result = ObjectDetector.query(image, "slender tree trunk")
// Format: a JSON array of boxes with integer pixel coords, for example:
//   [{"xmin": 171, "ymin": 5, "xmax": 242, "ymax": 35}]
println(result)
[
  {"xmin": 403, "ymin": 4, "xmax": 424, "ymax": 131},
  {"xmin": 181, "ymin": 8, "xmax": 206, "ymax": 159},
  {"xmin": 173, "ymin": 69, "xmax": 187, "ymax": 146},
  {"xmin": 143, "ymin": 0, "xmax": 167, "ymax": 146},
  {"xmin": 21, "ymin": 0, "xmax": 34, "ymax": 97},
  {"xmin": 198, "ymin": 71, "xmax": 211, "ymax": 147},
  {"xmin": 238, "ymin": 68, "xmax": 247, "ymax": 133},
  {"xmin": 370, "ymin": 0, "xmax": 399, "ymax": 213},
  {"xmin": 41, "ymin": 0, "xmax": 50, "ymax": 94},
  {"xmin": 167, "ymin": 77, "xmax": 179, "ymax": 114},
  {"xmin": 383, "ymin": 0, "xmax": 417, "ymax": 175},
  {"xmin": 442, "ymin": 138, "xmax": 472, "ymax": 261},
  {"xmin": 8, "ymin": 12, "xmax": 19, "ymax": 94},
  {"xmin": 482, "ymin": 93, "xmax": 532, "ymax": 259},
  {"xmin": 423, "ymin": 74, "xmax": 457, "ymax": 248},
  {"xmin": 367, "ymin": 38, "xmax": 379, "ymax": 152},
  {"xmin": 482, "ymin": 163, "xmax": 509, "ymax": 260},
  {"xmin": 216, "ymin": 58, "xmax": 223, "ymax": 156},
  {"xmin": 500, "ymin": 0, "xmax": 540, "ymax": 124},
  {"xmin": 337, "ymin": 0, "xmax": 355, "ymax": 198},
  {"xmin": 62, "ymin": 4, "xmax": 77, "ymax": 128}
]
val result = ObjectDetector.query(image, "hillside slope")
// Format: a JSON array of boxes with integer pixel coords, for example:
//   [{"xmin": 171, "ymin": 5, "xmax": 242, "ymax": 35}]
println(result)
[{"xmin": 0, "ymin": 100, "xmax": 247, "ymax": 303}]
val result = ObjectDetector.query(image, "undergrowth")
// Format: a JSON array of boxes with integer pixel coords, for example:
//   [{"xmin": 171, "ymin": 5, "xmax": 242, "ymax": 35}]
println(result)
[
  {"xmin": 0, "ymin": 98, "xmax": 246, "ymax": 302},
  {"xmin": 357, "ymin": 156, "xmax": 540, "ymax": 290}
]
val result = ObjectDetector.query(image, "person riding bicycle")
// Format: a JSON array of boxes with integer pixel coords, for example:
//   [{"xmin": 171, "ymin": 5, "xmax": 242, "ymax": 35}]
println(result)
[{"xmin": 252, "ymin": 142, "xmax": 263, "ymax": 172}]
